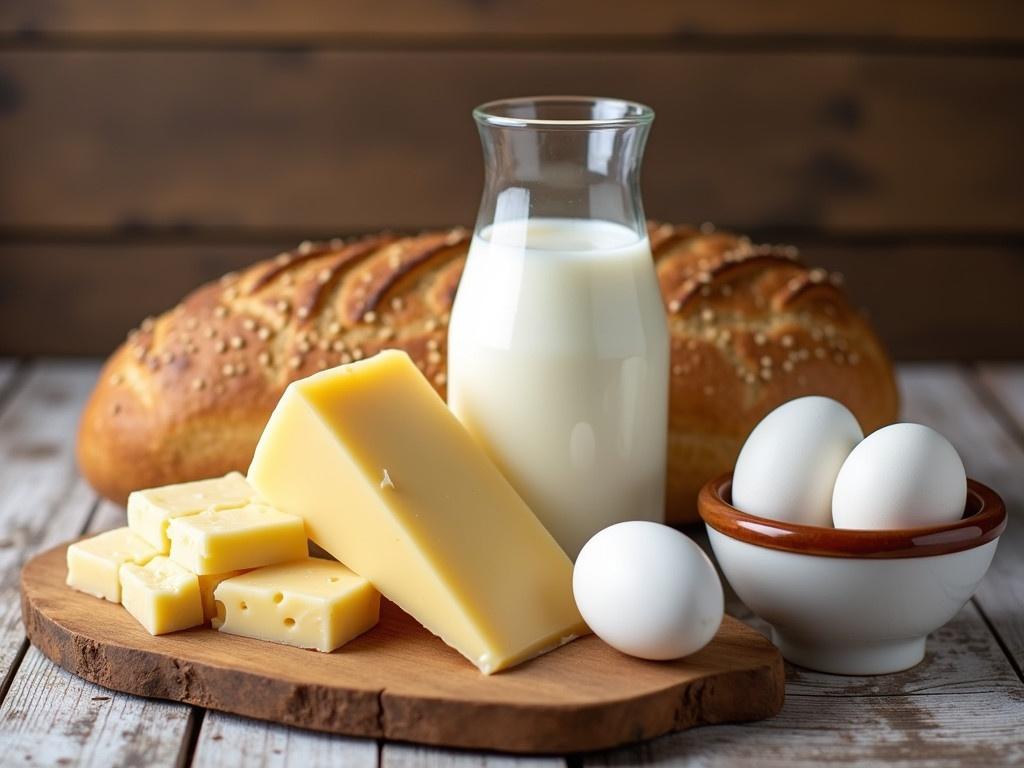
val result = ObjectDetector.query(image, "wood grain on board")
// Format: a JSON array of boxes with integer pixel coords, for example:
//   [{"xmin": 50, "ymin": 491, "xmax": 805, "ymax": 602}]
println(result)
[
  {"xmin": 1, "ymin": 51, "xmax": 1021, "ymax": 235},
  {"xmin": 21, "ymin": 542, "xmax": 784, "ymax": 754},
  {"xmin": 2, "ymin": 1, "xmax": 1021, "ymax": 42}
]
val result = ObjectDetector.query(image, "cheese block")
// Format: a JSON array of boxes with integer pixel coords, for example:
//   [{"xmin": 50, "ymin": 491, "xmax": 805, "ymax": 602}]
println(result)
[
  {"xmin": 167, "ymin": 503, "xmax": 307, "ymax": 575},
  {"xmin": 120, "ymin": 556, "xmax": 204, "ymax": 635},
  {"xmin": 212, "ymin": 558, "xmax": 380, "ymax": 652},
  {"xmin": 197, "ymin": 570, "xmax": 246, "ymax": 622},
  {"xmin": 248, "ymin": 349, "xmax": 587, "ymax": 674},
  {"xmin": 66, "ymin": 527, "xmax": 161, "ymax": 602},
  {"xmin": 127, "ymin": 471, "xmax": 257, "ymax": 551}
]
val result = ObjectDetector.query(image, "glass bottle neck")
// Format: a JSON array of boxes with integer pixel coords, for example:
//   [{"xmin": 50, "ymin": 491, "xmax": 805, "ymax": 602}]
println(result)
[{"xmin": 473, "ymin": 98, "xmax": 653, "ymax": 241}]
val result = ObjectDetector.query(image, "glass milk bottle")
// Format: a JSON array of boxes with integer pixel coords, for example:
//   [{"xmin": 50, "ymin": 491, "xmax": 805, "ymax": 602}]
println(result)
[{"xmin": 448, "ymin": 97, "xmax": 669, "ymax": 559}]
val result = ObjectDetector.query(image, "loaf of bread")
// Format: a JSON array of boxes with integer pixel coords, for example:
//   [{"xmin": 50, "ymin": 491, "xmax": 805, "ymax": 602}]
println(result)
[{"xmin": 77, "ymin": 223, "xmax": 899, "ymax": 524}]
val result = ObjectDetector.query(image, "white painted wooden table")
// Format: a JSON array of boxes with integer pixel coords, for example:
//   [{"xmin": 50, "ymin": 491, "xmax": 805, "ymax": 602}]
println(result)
[{"xmin": 0, "ymin": 360, "xmax": 1021, "ymax": 767}]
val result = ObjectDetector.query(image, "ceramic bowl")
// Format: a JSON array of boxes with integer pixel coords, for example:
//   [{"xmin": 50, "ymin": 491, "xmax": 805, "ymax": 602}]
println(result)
[{"xmin": 698, "ymin": 474, "xmax": 1006, "ymax": 675}]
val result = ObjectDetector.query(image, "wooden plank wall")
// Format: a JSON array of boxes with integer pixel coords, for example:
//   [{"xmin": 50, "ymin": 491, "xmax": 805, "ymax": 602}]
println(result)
[{"xmin": 0, "ymin": 2, "xmax": 1022, "ymax": 358}]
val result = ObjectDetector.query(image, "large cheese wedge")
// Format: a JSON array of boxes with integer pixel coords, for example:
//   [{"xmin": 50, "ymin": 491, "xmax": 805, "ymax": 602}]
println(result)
[{"xmin": 248, "ymin": 350, "xmax": 587, "ymax": 674}]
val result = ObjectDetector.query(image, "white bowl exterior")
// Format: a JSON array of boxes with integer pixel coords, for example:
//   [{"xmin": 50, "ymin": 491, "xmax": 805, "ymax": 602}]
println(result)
[{"xmin": 707, "ymin": 527, "xmax": 1000, "ymax": 674}]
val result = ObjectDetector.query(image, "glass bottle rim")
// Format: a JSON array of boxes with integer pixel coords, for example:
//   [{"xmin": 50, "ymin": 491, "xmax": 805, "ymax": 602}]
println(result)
[{"xmin": 473, "ymin": 96, "xmax": 654, "ymax": 129}]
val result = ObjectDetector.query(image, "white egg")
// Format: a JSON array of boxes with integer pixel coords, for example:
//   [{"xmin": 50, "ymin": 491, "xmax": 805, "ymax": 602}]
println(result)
[
  {"xmin": 832, "ymin": 423, "xmax": 967, "ymax": 529},
  {"xmin": 572, "ymin": 521, "xmax": 723, "ymax": 661},
  {"xmin": 732, "ymin": 396, "xmax": 864, "ymax": 527}
]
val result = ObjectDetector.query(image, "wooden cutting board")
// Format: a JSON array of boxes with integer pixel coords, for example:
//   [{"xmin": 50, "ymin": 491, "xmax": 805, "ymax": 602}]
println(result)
[{"xmin": 21, "ymin": 541, "xmax": 784, "ymax": 754}]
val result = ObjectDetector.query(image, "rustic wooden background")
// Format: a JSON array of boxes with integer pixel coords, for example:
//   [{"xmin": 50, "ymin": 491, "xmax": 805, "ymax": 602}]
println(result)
[{"xmin": 0, "ymin": 2, "xmax": 1022, "ymax": 358}]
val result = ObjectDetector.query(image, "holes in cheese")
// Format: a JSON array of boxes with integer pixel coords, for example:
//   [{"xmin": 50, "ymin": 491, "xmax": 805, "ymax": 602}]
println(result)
[
  {"xmin": 196, "ymin": 570, "xmax": 247, "ymax": 622},
  {"xmin": 212, "ymin": 558, "xmax": 379, "ymax": 652},
  {"xmin": 247, "ymin": 349, "xmax": 588, "ymax": 674}
]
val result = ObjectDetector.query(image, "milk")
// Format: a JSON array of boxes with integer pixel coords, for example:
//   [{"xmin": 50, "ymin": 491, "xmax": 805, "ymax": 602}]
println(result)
[{"xmin": 448, "ymin": 218, "xmax": 669, "ymax": 558}]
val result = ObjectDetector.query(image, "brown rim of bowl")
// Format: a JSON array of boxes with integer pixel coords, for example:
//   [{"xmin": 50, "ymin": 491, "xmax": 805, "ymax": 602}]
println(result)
[{"xmin": 698, "ymin": 473, "xmax": 1006, "ymax": 559}]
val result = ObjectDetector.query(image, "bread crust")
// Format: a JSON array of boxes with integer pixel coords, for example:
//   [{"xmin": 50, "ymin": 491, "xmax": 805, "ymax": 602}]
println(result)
[{"xmin": 77, "ymin": 224, "xmax": 899, "ymax": 524}]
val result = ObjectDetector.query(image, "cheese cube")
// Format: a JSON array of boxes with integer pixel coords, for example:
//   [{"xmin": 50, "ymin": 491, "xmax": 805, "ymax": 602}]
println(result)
[
  {"xmin": 127, "ymin": 471, "xmax": 257, "ymax": 551},
  {"xmin": 212, "ymin": 559, "xmax": 380, "ymax": 652},
  {"xmin": 120, "ymin": 556, "xmax": 204, "ymax": 635},
  {"xmin": 197, "ymin": 570, "xmax": 246, "ymax": 622},
  {"xmin": 167, "ymin": 503, "xmax": 307, "ymax": 575},
  {"xmin": 66, "ymin": 527, "xmax": 161, "ymax": 602},
  {"xmin": 248, "ymin": 350, "xmax": 587, "ymax": 674}
]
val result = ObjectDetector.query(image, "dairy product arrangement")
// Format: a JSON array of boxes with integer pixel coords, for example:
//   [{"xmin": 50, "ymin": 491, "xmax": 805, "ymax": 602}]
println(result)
[
  {"xmin": 64, "ymin": 174, "xmax": 982, "ymax": 682},
  {"xmin": 44, "ymin": 94, "xmax": 1010, "ymax": 757}
]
